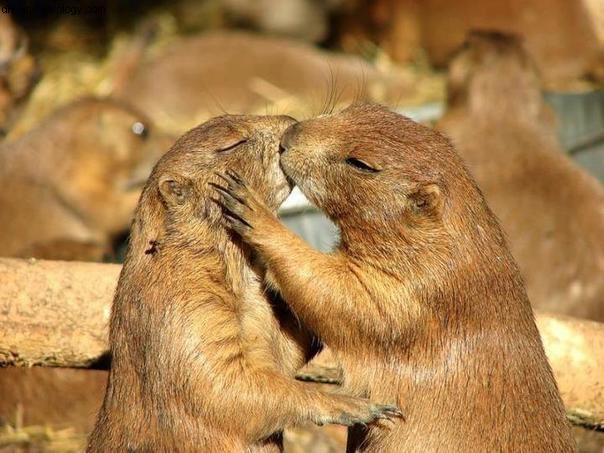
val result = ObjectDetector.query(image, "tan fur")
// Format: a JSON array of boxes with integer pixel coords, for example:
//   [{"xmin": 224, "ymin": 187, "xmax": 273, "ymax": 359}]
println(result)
[
  {"xmin": 438, "ymin": 31, "xmax": 604, "ymax": 322},
  {"xmin": 88, "ymin": 114, "xmax": 401, "ymax": 452},
  {"xmin": 222, "ymin": 0, "xmax": 341, "ymax": 42},
  {"xmin": 0, "ymin": 97, "xmax": 172, "ymax": 260},
  {"xmin": 0, "ymin": 97, "xmax": 172, "ymax": 434},
  {"xmin": 117, "ymin": 31, "xmax": 410, "ymax": 133},
  {"xmin": 212, "ymin": 103, "xmax": 575, "ymax": 451}
]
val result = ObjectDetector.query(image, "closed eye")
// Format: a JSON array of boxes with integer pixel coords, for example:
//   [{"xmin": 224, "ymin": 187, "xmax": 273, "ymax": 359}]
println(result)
[
  {"xmin": 216, "ymin": 139, "xmax": 249, "ymax": 154},
  {"xmin": 345, "ymin": 157, "xmax": 381, "ymax": 173}
]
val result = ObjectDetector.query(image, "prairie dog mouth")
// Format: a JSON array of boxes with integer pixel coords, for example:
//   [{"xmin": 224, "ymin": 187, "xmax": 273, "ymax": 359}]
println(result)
[{"xmin": 275, "ymin": 179, "xmax": 293, "ymax": 205}]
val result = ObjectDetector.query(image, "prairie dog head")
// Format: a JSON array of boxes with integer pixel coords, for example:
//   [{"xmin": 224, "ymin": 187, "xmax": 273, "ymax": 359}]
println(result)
[
  {"xmin": 135, "ymin": 114, "xmax": 295, "ymax": 246},
  {"xmin": 279, "ymin": 104, "xmax": 469, "ymax": 236},
  {"xmin": 40, "ymin": 98, "xmax": 173, "ymax": 235},
  {"xmin": 446, "ymin": 30, "xmax": 547, "ymax": 121}
]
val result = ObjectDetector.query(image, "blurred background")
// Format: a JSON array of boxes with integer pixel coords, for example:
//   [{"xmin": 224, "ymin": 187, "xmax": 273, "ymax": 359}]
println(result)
[
  {"xmin": 1, "ymin": 0, "xmax": 604, "ymax": 451},
  {"xmin": 2, "ymin": 0, "xmax": 604, "ymax": 247}
]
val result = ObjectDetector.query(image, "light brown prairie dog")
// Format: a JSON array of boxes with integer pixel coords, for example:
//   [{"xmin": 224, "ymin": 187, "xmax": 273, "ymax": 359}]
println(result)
[{"xmin": 212, "ymin": 103, "xmax": 575, "ymax": 452}]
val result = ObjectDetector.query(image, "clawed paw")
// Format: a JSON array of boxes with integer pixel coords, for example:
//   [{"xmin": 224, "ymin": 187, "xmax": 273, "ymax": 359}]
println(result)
[
  {"xmin": 209, "ymin": 170, "xmax": 262, "ymax": 237},
  {"xmin": 317, "ymin": 394, "xmax": 405, "ymax": 428}
]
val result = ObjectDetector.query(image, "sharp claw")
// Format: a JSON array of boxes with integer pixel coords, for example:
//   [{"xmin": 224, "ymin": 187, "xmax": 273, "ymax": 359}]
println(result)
[
  {"xmin": 214, "ymin": 172, "xmax": 233, "ymax": 186},
  {"xmin": 209, "ymin": 196, "xmax": 223, "ymax": 207},
  {"xmin": 226, "ymin": 169, "xmax": 245, "ymax": 185},
  {"xmin": 389, "ymin": 409, "xmax": 405, "ymax": 420},
  {"xmin": 223, "ymin": 211, "xmax": 253, "ymax": 229},
  {"xmin": 208, "ymin": 181, "xmax": 228, "ymax": 193},
  {"xmin": 209, "ymin": 182, "xmax": 247, "ymax": 206},
  {"xmin": 379, "ymin": 407, "xmax": 405, "ymax": 422}
]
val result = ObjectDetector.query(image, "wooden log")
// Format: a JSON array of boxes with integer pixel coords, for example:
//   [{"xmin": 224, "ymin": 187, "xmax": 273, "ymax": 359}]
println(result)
[
  {"xmin": 537, "ymin": 313, "xmax": 604, "ymax": 430},
  {"xmin": 0, "ymin": 258, "xmax": 602, "ymax": 429},
  {"xmin": 0, "ymin": 258, "xmax": 118, "ymax": 368}
]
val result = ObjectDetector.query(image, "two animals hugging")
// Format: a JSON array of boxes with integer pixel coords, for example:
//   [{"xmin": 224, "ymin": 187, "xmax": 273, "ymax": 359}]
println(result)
[{"xmin": 88, "ymin": 104, "xmax": 575, "ymax": 452}]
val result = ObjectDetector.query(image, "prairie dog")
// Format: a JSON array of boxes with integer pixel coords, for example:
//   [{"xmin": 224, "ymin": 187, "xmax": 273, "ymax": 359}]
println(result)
[{"xmin": 212, "ymin": 103, "xmax": 575, "ymax": 451}]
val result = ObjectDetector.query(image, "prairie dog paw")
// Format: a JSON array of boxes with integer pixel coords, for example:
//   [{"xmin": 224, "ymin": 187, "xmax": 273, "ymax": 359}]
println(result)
[
  {"xmin": 210, "ymin": 170, "xmax": 272, "ymax": 237},
  {"xmin": 315, "ymin": 394, "xmax": 404, "ymax": 427}
]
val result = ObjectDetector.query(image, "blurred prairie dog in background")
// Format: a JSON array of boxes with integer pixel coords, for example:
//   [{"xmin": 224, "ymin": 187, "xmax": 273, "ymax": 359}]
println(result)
[
  {"xmin": 116, "ymin": 31, "xmax": 413, "ymax": 134},
  {"xmin": 223, "ymin": 0, "xmax": 342, "ymax": 42},
  {"xmin": 438, "ymin": 31, "xmax": 604, "ymax": 322},
  {"xmin": 0, "ymin": 97, "xmax": 173, "ymax": 261}
]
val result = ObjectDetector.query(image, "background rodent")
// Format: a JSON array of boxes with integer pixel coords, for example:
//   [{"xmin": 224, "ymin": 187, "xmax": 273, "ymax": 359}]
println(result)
[
  {"xmin": 438, "ymin": 31, "xmax": 604, "ymax": 322},
  {"xmin": 213, "ymin": 103, "xmax": 575, "ymax": 452},
  {"xmin": 0, "ymin": 97, "xmax": 172, "ymax": 261},
  {"xmin": 116, "ymin": 31, "xmax": 412, "ymax": 134}
]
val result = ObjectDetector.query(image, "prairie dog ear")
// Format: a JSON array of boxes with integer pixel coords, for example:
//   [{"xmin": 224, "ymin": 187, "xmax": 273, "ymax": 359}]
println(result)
[
  {"xmin": 409, "ymin": 183, "xmax": 443, "ymax": 218},
  {"xmin": 158, "ymin": 174, "xmax": 192, "ymax": 205}
]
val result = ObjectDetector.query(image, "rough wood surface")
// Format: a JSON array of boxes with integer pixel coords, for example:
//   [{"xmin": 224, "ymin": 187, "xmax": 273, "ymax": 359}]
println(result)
[
  {"xmin": 537, "ymin": 313, "xmax": 604, "ymax": 430},
  {"xmin": 0, "ymin": 258, "xmax": 118, "ymax": 368},
  {"xmin": 0, "ymin": 258, "xmax": 603, "ymax": 429}
]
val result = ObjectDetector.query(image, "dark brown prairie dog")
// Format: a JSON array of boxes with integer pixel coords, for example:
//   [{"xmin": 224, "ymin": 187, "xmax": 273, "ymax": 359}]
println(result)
[
  {"xmin": 212, "ymin": 103, "xmax": 575, "ymax": 452},
  {"xmin": 117, "ymin": 31, "xmax": 411, "ymax": 133},
  {"xmin": 88, "ymin": 114, "xmax": 402, "ymax": 452},
  {"xmin": 438, "ymin": 31, "xmax": 604, "ymax": 322},
  {"xmin": 0, "ymin": 97, "xmax": 172, "ymax": 436}
]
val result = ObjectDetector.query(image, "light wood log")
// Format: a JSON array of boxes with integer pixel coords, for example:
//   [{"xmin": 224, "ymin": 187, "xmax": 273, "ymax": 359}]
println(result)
[
  {"xmin": 0, "ymin": 258, "xmax": 602, "ymax": 429},
  {"xmin": 0, "ymin": 258, "xmax": 118, "ymax": 368},
  {"xmin": 537, "ymin": 313, "xmax": 604, "ymax": 430}
]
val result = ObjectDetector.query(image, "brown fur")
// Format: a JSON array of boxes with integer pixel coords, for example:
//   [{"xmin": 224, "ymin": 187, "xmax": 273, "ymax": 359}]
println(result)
[
  {"xmin": 338, "ymin": 0, "xmax": 604, "ymax": 85},
  {"xmin": 88, "ymin": 114, "xmax": 401, "ymax": 452},
  {"xmin": 438, "ymin": 31, "xmax": 604, "ymax": 322},
  {"xmin": 0, "ymin": 10, "xmax": 39, "ymax": 134},
  {"xmin": 0, "ymin": 97, "xmax": 172, "ymax": 260},
  {"xmin": 117, "ymin": 31, "xmax": 410, "ymax": 133},
  {"xmin": 212, "ymin": 103, "xmax": 575, "ymax": 451},
  {"xmin": 0, "ymin": 97, "xmax": 172, "ymax": 434}
]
